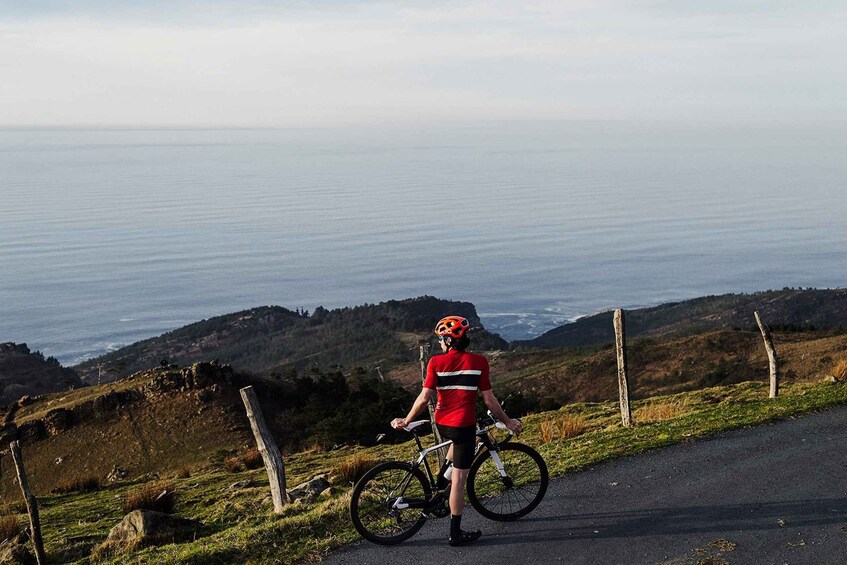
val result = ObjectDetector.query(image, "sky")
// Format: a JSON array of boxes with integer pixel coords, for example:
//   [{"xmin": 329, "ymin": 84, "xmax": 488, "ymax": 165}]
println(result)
[{"xmin": 1, "ymin": 1, "xmax": 845, "ymax": 127}]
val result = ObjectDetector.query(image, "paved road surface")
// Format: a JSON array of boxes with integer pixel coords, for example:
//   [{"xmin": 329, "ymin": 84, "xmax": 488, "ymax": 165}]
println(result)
[{"xmin": 325, "ymin": 406, "xmax": 847, "ymax": 564}]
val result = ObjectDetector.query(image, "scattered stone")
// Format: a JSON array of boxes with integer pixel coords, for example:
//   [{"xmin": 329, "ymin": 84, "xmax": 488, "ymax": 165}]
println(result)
[
  {"xmin": 16, "ymin": 396, "xmax": 33, "ymax": 407},
  {"xmin": 823, "ymin": 375, "xmax": 839, "ymax": 384},
  {"xmin": 54, "ymin": 457, "xmax": 64, "ymax": 465},
  {"xmin": 319, "ymin": 487, "xmax": 333, "ymax": 498},
  {"xmin": 225, "ymin": 480, "xmax": 252, "ymax": 490},
  {"xmin": 97, "ymin": 510, "xmax": 202, "ymax": 555},
  {"xmin": 288, "ymin": 475, "xmax": 331, "ymax": 503},
  {"xmin": 708, "ymin": 539, "xmax": 737, "ymax": 552},
  {"xmin": 106, "ymin": 465, "xmax": 129, "ymax": 483}
]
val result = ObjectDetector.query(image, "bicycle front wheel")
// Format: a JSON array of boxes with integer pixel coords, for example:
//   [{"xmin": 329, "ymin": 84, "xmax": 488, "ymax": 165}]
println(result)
[
  {"xmin": 467, "ymin": 442, "xmax": 548, "ymax": 521},
  {"xmin": 350, "ymin": 461, "xmax": 431, "ymax": 545}
]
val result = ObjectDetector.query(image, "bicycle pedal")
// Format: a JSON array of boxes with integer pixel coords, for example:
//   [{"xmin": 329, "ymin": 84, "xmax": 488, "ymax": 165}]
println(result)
[{"xmin": 423, "ymin": 494, "xmax": 450, "ymax": 518}]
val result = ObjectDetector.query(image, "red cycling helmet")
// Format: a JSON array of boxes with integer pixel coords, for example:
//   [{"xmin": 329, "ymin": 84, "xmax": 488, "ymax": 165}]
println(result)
[{"xmin": 434, "ymin": 315, "xmax": 471, "ymax": 339}]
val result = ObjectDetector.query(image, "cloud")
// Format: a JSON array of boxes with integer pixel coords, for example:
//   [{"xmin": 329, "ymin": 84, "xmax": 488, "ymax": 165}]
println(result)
[{"xmin": 1, "ymin": 1, "xmax": 845, "ymax": 126}]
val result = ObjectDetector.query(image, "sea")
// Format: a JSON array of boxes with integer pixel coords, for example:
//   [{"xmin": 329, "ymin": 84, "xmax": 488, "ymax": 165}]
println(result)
[{"xmin": 2, "ymin": 122, "xmax": 845, "ymax": 365}]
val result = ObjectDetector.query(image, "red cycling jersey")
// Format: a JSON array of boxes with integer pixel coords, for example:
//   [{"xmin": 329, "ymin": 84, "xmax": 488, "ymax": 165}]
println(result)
[{"xmin": 424, "ymin": 349, "xmax": 492, "ymax": 427}]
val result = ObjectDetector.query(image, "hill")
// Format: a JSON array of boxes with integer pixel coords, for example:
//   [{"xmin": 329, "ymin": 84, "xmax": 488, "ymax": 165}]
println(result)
[
  {"xmin": 73, "ymin": 297, "xmax": 508, "ymax": 383},
  {"xmin": 0, "ymin": 360, "xmax": 413, "ymax": 498},
  {"xmin": 0, "ymin": 342, "xmax": 82, "ymax": 405},
  {"xmin": 516, "ymin": 288, "xmax": 847, "ymax": 349}
]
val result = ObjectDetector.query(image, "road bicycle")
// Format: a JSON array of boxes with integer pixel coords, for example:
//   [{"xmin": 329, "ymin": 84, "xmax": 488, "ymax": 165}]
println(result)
[{"xmin": 349, "ymin": 413, "xmax": 548, "ymax": 545}]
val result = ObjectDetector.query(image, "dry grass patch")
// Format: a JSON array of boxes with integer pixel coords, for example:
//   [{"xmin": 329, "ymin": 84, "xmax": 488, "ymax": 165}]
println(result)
[
  {"xmin": 540, "ymin": 415, "xmax": 589, "ymax": 443},
  {"xmin": 0, "ymin": 514, "xmax": 22, "ymax": 543},
  {"xmin": 242, "ymin": 448, "xmax": 264, "ymax": 470},
  {"xmin": 54, "ymin": 475, "xmax": 101, "ymax": 494},
  {"xmin": 334, "ymin": 453, "xmax": 377, "ymax": 485},
  {"xmin": 176, "ymin": 465, "xmax": 192, "ymax": 479},
  {"xmin": 635, "ymin": 398, "xmax": 691, "ymax": 423},
  {"xmin": 123, "ymin": 480, "xmax": 177, "ymax": 514},
  {"xmin": 831, "ymin": 359, "xmax": 847, "ymax": 381},
  {"xmin": 223, "ymin": 456, "xmax": 245, "ymax": 473}
]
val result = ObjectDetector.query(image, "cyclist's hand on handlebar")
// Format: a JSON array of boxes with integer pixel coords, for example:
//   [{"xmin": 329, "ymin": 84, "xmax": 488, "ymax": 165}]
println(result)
[
  {"xmin": 505, "ymin": 418, "xmax": 523, "ymax": 435},
  {"xmin": 390, "ymin": 418, "xmax": 407, "ymax": 430}
]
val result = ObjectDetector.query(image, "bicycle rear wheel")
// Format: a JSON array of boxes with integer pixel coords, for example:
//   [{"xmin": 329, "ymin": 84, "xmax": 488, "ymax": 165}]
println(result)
[
  {"xmin": 350, "ymin": 461, "xmax": 431, "ymax": 545},
  {"xmin": 467, "ymin": 442, "xmax": 548, "ymax": 521}
]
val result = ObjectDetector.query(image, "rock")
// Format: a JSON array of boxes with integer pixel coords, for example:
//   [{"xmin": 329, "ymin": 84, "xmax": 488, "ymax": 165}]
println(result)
[
  {"xmin": 0, "ymin": 544, "xmax": 36, "ymax": 565},
  {"xmin": 288, "ymin": 475, "xmax": 331, "ymax": 503},
  {"xmin": 106, "ymin": 465, "xmax": 129, "ymax": 483},
  {"xmin": 54, "ymin": 457, "xmax": 64, "ymax": 465},
  {"xmin": 823, "ymin": 375, "xmax": 839, "ymax": 383},
  {"xmin": 16, "ymin": 396, "xmax": 33, "ymax": 407},
  {"xmin": 319, "ymin": 487, "xmax": 333, "ymax": 498},
  {"xmin": 43, "ymin": 408, "xmax": 73, "ymax": 435},
  {"xmin": 98, "ymin": 510, "xmax": 202, "ymax": 554},
  {"xmin": 225, "ymin": 480, "xmax": 252, "ymax": 491}
]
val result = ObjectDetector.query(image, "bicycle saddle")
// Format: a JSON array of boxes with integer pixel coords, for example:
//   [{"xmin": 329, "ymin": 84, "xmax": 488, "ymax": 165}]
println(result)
[{"xmin": 404, "ymin": 420, "xmax": 429, "ymax": 432}]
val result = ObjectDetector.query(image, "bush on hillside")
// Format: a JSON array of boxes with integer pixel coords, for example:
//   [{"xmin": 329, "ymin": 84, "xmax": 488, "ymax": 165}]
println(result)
[
  {"xmin": 123, "ymin": 481, "xmax": 177, "ymax": 514},
  {"xmin": 0, "ymin": 514, "xmax": 22, "ymax": 543},
  {"xmin": 334, "ymin": 453, "xmax": 377, "ymax": 485},
  {"xmin": 54, "ymin": 475, "xmax": 101, "ymax": 494},
  {"xmin": 242, "ymin": 448, "xmax": 264, "ymax": 470}
]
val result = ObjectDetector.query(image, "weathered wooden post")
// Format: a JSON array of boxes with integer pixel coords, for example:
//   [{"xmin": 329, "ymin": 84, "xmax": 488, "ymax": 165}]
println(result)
[
  {"xmin": 614, "ymin": 309, "xmax": 633, "ymax": 427},
  {"xmin": 10, "ymin": 441, "xmax": 46, "ymax": 565},
  {"xmin": 420, "ymin": 344, "xmax": 445, "ymax": 466},
  {"xmin": 239, "ymin": 386, "xmax": 289, "ymax": 511},
  {"xmin": 754, "ymin": 311, "xmax": 779, "ymax": 398}
]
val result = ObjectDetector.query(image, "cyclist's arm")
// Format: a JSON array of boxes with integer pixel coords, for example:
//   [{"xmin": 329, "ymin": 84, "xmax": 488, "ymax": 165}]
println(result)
[
  {"xmin": 480, "ymin": 389, "xmax": 523, "ymax": 434},
  {"xmin": 391, "ymin": 387, "xmax": 435, "ymax": 429}
]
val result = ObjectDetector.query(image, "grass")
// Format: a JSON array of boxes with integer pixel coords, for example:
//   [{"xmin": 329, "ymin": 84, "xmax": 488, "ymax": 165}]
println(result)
[
  {"xmin": 30, "ymin": 379, "xmax": 847, "ymax": 564},
  {"xmin": 633, "ymin": 397, "xmax": 691, "ymax": 422}
]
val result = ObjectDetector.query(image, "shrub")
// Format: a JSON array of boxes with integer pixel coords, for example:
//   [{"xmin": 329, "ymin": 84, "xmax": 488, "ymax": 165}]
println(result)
[
  {"xmin": 123, "ymin": 481, "xmax": 177, "ymax": 514},
  {"xmin": 54, "ymin": 475, "xmax": 101, "ymax": 494},
  {"xmin": 224, "ymin": 456, "xmax": 245, "ymax": 473},
  {"xmin": 635, "ymin": 398, "xmax": 690, "ymax": 422},
  {"xmin": 242, "ymin": 448, "xmax": 264, "ymax": 470},
  {"xmin": 334, "ymin": 453, "xmax": 377, "ymax": 485},
  {"xmin": 0, "ymin": 514, "xmax": 21, "ymax": 543}
]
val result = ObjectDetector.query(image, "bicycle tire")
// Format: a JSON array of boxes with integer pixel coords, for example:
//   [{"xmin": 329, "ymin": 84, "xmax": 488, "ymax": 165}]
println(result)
[
  {"xmin": 467, "ymin": 442, "xmax": 548, "ymax": 521},
  {"xmin": 350, "ymin": 461, "xmax": 431, "ymax": 545}
]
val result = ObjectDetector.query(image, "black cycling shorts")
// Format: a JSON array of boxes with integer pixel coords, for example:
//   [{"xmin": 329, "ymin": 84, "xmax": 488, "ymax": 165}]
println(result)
[{"xmin": 436, "ymin": 423, "xmax": 477, "ymax": 470}]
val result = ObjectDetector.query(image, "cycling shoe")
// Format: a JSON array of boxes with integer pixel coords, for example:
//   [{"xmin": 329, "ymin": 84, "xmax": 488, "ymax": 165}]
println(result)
[{"xmin": 448, "ymin": 529, "xmax": 482, "ymax": 546}]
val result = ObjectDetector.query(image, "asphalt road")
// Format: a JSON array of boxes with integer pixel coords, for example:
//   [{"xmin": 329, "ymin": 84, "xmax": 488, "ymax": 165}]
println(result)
[{"xmin": 323, "ymin": 406, "xmax": 847, "ymax": 564}]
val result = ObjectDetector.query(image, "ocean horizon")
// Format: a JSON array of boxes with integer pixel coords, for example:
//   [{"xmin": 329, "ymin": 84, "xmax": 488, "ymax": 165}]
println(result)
[{"xmin": 2, "ymin": 122, "xmax": 845, "ymax": 365}]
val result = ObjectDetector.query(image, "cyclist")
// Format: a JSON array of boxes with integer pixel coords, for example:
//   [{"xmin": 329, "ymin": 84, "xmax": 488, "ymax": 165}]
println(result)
[{"xmin": 391, "ymin": 315, "xmax": 522, "ymax": 546}]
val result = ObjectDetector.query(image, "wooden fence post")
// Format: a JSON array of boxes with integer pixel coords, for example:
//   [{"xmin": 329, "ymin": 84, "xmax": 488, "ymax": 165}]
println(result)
[
  {"xmin": 239, "ymin": 386, "xmax": 289, "ymax": 512},
  {"xmin": 754, "ymin": 311, "xmax": 779, "ymax": 398},
  {"xmin": 10, "ymin": 441, "xmax": 46, "ymax": 565},
  {"xmin": 420, "ymin": 344, "xmax": 445, "ymax": 466},
  {"xmin": 614, "ymin": 309, "xmax": 633, "ymax": 427}
]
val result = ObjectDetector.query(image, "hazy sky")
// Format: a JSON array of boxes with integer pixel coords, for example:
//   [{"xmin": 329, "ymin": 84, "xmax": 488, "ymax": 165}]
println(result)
[{"xmin": 1, "ymin": 1, "xmax": 844, "ymax": 127}]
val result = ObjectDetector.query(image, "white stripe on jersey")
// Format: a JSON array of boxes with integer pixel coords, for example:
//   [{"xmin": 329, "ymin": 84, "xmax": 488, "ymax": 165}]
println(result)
[
  {"xmin": 437, "ymin": 385, "xmax": 479, "ymax": 391},
  {"xmin": 435, "ymin": 370, "xmax": 482, "ymax": 377}
]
